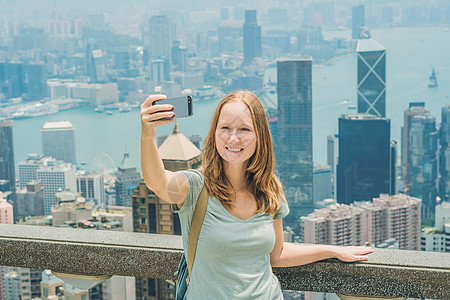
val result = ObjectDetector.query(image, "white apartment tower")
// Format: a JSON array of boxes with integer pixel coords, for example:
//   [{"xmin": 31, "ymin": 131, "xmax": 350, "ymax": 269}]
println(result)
[
  {"xmin": 301, "ymin": 203, "xmax": 363, "ymax": 246},
  {"xmin": 77, "ymin": 172, "xmax": 105, "ymax": 207},
  {"xmin": 37, "ymin": 159, "xmax": 76, "ymax": 215},
  {"xmin": 41, "ymin": 121, "xmax": 77, "ymax": 165}
]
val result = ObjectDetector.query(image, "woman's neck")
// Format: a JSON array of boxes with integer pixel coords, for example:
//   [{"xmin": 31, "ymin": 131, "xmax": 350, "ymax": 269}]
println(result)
[{"xmin": 223, "ymin": 162, "xmax": 248, "ymax": 192}]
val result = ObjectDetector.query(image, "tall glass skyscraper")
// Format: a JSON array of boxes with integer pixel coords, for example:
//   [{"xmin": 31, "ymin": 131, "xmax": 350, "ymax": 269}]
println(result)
[
  {"xmin": 409, "ymin": 114, "xmax": 438, "ymax": 219},
  {"xmin": 0, "ymin": 119, "xmax": 15, "ymax": 197},
  {"xmin": 402, "ymin": 102, "xmax": 429, "ymax": 194},
  {"xmin": 41, "ymin": 121, "xmax": 77, "ymax": 165},
  {"xmin": 277, "ymin": 58, "xmax": 313, "ymax": 227},
  {"xmin": 356, "ymin": 38, "xmax": 386, "ymax": 117},
  {"xmin": 352, "ymin": 5, "xmax": 365, "ymax": 39},
  {"xmin": 440, "ymin": 105, "xmax": 450, "ymax": 202},
  {"xmin": 148, "ymin": 15, "xmax": 171, "ymax": 60},
  {"xmin": 336, "ymin": 114, "xmax": 394, "ymax": 204},
  {"xmin": 243, "ymin": 10, "xmax": 261, "ymax": 64}
]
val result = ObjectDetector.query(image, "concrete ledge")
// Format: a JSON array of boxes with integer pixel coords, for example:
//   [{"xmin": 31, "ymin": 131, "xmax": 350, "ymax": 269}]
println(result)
[{"xmin": 1, "ymin": 224, "xmax": 449, "ymax": 299}]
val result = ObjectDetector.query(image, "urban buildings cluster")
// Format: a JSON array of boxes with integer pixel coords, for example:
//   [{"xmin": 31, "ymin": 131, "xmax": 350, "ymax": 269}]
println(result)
[{"xmin": 1, "ymin": 1, "xmax": 450, "ymax": 299}]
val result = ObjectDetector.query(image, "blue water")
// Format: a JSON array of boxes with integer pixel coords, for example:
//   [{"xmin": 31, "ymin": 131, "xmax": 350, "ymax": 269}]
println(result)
[{"xmin": 12, "ymin": 27, "xmax": 450, "ymax": 171}]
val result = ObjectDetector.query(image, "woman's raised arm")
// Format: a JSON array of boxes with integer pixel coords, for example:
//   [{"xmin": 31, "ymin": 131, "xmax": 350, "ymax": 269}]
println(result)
[{"xmin": 140, "ymin": 94, "xmax": 189, "ymax": 206}]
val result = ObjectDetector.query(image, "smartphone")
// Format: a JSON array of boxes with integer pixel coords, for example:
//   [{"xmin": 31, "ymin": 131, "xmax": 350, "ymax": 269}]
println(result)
[{"xmin": 152, "ymin": 95, "xmax": 193, "ymax": 119}]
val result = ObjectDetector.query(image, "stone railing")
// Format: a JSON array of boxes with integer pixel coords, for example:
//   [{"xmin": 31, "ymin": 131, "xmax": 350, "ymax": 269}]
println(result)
[{"xmin": 1, "ymin": 224, "xmax": 449, "ymax": 299}]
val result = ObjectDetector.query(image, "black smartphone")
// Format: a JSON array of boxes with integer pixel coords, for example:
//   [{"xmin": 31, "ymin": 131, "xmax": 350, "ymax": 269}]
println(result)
[{"xmin": 152, "ymin": 95, "xmax": 193, "ymax": 119}]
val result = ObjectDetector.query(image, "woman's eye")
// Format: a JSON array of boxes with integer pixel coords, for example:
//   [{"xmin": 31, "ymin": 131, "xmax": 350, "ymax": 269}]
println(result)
[
  {"xmin": 221, "ymin": 126, "xmax": 229, "ymax": 130},
  {"xmin": 240, "ymin": 128, "xmax": 250, "ymax": 131}
]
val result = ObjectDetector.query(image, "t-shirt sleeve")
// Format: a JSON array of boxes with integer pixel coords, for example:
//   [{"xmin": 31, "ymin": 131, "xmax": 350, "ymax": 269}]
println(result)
[
  {"xmin": 274, "ymin": 200, "xmax": 290, "ymax": 219},
  {"xmin": 171, "ymin": 169, "xmax": 204, "ymax": 218}
]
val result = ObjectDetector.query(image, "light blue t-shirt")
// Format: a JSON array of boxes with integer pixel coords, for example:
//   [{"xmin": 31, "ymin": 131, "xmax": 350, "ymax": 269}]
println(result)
[{"xmin": 174, "ymin": 169, "xmax": 290, "ymax": 300}]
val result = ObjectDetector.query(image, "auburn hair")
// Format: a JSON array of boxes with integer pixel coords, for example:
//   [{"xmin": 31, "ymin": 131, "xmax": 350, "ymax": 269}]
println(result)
[{"xmin": 201, "ymin": 90, "xmax": 286, "ymax": 215}]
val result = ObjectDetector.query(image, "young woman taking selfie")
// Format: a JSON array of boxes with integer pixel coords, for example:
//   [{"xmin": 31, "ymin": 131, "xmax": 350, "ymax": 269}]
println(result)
[{"xmin": 140, "ymin": 90, "xmax": 373, "ymax": 299}]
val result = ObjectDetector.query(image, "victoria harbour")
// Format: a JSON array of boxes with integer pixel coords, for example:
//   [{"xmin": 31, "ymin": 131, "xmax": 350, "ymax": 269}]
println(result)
[{"xmin": 12, "ymin": 26, "xmax": 450, "ymax": 170}]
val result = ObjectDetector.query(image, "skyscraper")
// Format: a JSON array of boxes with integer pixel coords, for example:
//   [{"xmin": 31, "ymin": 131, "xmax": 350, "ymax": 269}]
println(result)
[
  {"xmin": 18, "ymin": 154, "xmax": 46, "ymax": 188},
  {"xmin": 356, "ymin": 38, "xmax": 386, "ymax": 117},
  {"xmin": 352, "ymin": 5, "xmax": 365, "ymax": 39},
  {"xmin": 243, "ymin": 10, "xmax": 261, "ymax": 64},
  {"xmin": 41, "ymin": 121, "xmax": 77, "ymax": 165},
  {"xmin": 115, "ymin": 153, "xmax": 141, "ymax": 207},
  {"xmin": 0, "ymin": 119, "xmax": 15, "ymax": 196},
  {"xmin": 402, "ymin": 102, "xmax": 429, "ymax": 194},
  {"xmin": 440, "ymin": 105, "xmax": 450, "ymax": 202},
  {"xmin": 85, "ymin": 40, "xmax": 107, "ymax": 83},
  {"xmin": 336, "ymin": 114, "xmax": 395, "ymax": 205},
  {"xmin": 409, "ymin": 114, "xmax": 438, "ymax": 219},
  {"xmin": 277, "ymin": 58, "xmax": 313, "ymax": 226},
  {"xmin": 37, "ymin": 159, "xmax": 76, "ymax": 215},
  {"xmin": 148, "ymin": 15, "xmax": 171, "ymax": 60},
  {"xmin": 133, "ymin": 123, "xmax": 201, "ymax": 300}
]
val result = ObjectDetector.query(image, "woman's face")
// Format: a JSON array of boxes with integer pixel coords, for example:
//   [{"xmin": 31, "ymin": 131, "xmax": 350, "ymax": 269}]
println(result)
[{"xmin": 215, "ymin": 102, "xmax": 257, "ymax": 166}]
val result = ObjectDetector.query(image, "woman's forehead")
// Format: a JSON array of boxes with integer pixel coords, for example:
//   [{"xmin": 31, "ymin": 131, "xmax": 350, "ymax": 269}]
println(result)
[{"xmin": 218, "ymin": 102, "xmax": 253, "ymax": 123}]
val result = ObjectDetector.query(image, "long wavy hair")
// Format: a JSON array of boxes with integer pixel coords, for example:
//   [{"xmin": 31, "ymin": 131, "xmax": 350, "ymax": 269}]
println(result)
[{"xmin": 202, "ymin": 90, "xmax": 286, "ymax": 215}]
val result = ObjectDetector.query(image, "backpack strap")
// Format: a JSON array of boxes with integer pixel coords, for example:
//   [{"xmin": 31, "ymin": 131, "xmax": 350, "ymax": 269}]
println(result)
[{"xmin": 186, "ymin": 185, "xmax": 208, "ymax": 285}]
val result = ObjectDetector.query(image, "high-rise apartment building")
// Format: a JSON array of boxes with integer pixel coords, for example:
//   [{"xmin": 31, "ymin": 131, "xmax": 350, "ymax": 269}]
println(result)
[
  {"xmin": 115, "ymin": 153, "xmax": 141, "ymax": 207},
  {"xmin": 302, "ymin": 194, "xmax": 421, "ymax": 250},
  {"xmin": 352, "ymin": 5, "xmax": 365, "ymax": 39},
  {"xmin": 132, "ymin": 123, "xmax": 201, "ymax": 300},
  {"xmin": 41, "ymin": 121, "xmax": 77, "ymax": 165},
  {"xmin": 409, "ymin": 114, "xmax": 438, "ymax": 219},
  {"xmin": 243, "ymin": 10, "xmax": 261, "ymax": 64},
  {"xmin": 440, "ymin": 105, "xmax": 450, "ymax": 202},
  {"xmin": 301, "ymin": 203, "xmax": 363, "ymax": 246},
  {"xmin": 356, "ymin": 38, "xmax": 386, "ymax": 117},
  {"xmin": 277, "ymin": 58, "xmax": 313, "ymax": 226},
  {"xmin": 355, "ymin": 194, "xmax": 421, "ymax": 250},
  {"xmin": 0, "ymin": 119, "xmax": 15, "ymax": 196},
  {"xmin": 148, "ymin": 15, "xmax": 171, "ymax": 60},
  {"xmin": 2, "ymin": 267, "xmax": 41, "ymax": 300},
  {"xmin": 402, "ymin": 102, "xmax": 429, "ymax": 193},
  {"xmin": 337, "ymin": 114, "xmax": 395, "ymax": 205},
  {"xmin": 77, "ymin": 172, "xmax": 105, "ymax": 207},
  {"xmin": 37, "ymin": 158, "xmax": 76, "ymax": 215}
]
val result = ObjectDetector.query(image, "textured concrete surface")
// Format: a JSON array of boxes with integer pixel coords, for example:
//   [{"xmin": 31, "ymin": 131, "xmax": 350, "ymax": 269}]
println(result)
[{"xmin": 1, "ymin": 224, "xmax": 449, "ymax": 299}]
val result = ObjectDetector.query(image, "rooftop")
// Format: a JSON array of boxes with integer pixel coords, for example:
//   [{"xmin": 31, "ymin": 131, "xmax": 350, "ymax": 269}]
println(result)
[
  {"xmin": 356, "ymin": 38, "xmax": 385, "ymax": 52},
  {"xmin": 158, "ymin": 123, "xmax": 201, "ymax": 160},
  {"xmin": 41, "ymin": 120, "xmax": 74, "ymax": 130}
]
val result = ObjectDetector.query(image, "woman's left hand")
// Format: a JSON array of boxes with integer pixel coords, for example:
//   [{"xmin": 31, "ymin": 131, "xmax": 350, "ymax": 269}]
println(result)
[{"xmin": 334, "ymin": 246, "xmax": 374, "ymax": 262}]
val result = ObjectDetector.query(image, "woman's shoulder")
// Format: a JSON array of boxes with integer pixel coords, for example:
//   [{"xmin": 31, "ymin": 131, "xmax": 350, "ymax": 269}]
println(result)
[{"xmin": 177, "ymin": 169, "xmax": 204, "ymax": 188}]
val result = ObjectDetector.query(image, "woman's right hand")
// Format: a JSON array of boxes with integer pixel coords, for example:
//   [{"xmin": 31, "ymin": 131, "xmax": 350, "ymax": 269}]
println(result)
[{"xmin": 140, "ymin": 94, "xmax": 175, "ymax": 134}]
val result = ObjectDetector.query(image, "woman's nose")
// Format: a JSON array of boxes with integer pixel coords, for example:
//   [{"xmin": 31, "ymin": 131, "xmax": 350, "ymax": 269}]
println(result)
[{"xmin": 229, "ymin": 129, "xmax": 240, "ymax": 141}]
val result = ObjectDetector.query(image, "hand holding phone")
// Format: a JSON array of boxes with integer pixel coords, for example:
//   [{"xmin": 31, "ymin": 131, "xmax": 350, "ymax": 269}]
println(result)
[{"xmin": 152, "ymin": 95, "xmax": 193, "ymax": 119}]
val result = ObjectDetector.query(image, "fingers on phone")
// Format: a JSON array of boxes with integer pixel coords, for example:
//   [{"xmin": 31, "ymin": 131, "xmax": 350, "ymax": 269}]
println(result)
[
  {"xmin": 141, "ymin": 94, "xmax": 167, "ymax": 108},
  {"xmin": 142, "ymin": 111, "xmax": 175, "ymax": 122}
]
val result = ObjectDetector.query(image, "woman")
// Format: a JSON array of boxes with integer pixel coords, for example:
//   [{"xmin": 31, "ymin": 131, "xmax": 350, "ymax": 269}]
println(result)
[{"xmin": 140, "ymin": 90, "xmax": 373, "ymax": 299}]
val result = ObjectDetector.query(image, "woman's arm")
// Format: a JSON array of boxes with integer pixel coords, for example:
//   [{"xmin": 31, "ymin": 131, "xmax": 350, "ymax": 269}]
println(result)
[
  {"xmin": 140, "ymin": 94, "xmax": 189, "ymax": 206},
  {"xmin": 270, "ymin": 219, "xmax": 373, "ymax": 267}
]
